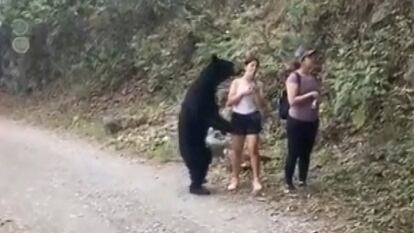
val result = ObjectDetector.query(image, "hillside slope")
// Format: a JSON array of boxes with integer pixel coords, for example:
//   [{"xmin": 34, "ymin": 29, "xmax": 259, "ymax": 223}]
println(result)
[{"xmin": 1, "ymin": 0, "xmax": 414, "ymax": 232}]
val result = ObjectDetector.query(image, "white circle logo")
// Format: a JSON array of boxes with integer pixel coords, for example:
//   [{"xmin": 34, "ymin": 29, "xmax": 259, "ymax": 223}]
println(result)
[
  {"xmin": 12, "ymin": 37, "xmax": 30, "ymax": 54},
  {"xmin": 11, "ymin": 19, "xmax": 29, "ymax": 36}
]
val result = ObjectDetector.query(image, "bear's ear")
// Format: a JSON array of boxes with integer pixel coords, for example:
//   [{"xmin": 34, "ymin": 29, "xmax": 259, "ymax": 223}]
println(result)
[{"xmin": 211, "ymin": 54, "xmax": 219, "ymax": 62}]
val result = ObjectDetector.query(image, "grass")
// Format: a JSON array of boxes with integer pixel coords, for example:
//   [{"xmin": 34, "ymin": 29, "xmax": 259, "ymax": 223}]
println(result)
[{"xmin": 147, "ymin": 138, "xmax": 180, "ymax": 163}]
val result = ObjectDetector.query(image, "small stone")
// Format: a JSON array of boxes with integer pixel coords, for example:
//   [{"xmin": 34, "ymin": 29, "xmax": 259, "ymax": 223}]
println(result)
[
  {"xmin": 73, "ymin": 115, "xmax": 80, "ymax": 123},
  {"xmin": 287, "ymin": 205, "xmax": 297, "ymax": 211}
]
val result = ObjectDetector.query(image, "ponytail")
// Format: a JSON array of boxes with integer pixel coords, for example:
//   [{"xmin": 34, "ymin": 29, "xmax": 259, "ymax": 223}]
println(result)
[
  {"xmin": 287, "ymin": 59, "xmax": 301, "ymax": 73},
  {"xmin": 281, "ymin": 59, "xmax": 301, "ymax": 82}
]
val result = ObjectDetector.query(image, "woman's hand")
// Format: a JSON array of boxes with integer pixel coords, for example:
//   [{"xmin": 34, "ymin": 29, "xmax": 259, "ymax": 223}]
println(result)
[
  {"xmin": 240, "ymin": 84, "xmax": 255, "ymax": 96},
  {"xmin": 308, "ymin": 91, "xmax": 320, "ymax": 100},
  {"xmin": 310, "ymin": 91, "xmax": 321, "ymax": 109},
  {"xmin": 311, "ymin": 99, "xmax": 318, "ymax": 109}
]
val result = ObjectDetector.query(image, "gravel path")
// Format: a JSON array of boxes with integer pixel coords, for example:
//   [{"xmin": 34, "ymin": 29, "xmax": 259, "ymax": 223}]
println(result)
[{"xmin": 0, "ymin": 118, "xmax": 323, "ymax": 233}]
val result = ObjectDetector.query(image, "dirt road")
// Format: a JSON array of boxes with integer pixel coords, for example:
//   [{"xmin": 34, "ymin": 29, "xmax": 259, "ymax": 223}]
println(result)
[{"xmin": 0, "ymin": 118, "xmax": 323, "ymax": 233}]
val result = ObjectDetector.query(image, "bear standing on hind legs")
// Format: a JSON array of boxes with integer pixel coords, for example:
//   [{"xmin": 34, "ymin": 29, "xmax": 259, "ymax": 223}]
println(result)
[{"xmin": 178, "ymin": 55, "xmax": 237, "ymax": 195}]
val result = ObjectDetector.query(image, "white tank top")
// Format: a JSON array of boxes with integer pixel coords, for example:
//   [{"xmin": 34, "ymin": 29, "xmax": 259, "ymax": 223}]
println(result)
[{"xmin": 232, "ymin": 84, "xmax": 257, "ymax": 114}]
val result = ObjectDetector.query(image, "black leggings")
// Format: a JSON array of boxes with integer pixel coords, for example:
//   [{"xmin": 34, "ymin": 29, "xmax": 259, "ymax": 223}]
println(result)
[{"xmin": 285, "ymin": 116, "xmax": 319, "ymax": 186}]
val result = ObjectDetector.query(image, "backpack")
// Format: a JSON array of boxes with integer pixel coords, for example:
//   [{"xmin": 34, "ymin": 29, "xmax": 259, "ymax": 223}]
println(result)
[{"xmin": 277, "ymin": 72, "xmax": 301, "ymax": 120}]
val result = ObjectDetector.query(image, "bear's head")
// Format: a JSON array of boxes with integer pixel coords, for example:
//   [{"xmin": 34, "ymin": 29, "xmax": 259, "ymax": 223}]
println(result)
[{"xmin": 206, "ymin": 55, "xmax": 240, "ymax": 84}]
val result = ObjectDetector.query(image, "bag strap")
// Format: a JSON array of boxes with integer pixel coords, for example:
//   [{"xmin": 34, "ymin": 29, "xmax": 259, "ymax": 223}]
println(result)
[
  {"xmin": 293, "ymin": 71, "xmax": 301, "ymax": 95},
  {"xmin": 280, "ymin": 71, "xmax": 302, "ymax": 97}
]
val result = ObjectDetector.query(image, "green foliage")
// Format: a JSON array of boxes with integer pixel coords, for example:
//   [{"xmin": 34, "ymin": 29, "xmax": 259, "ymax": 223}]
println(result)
[
  {"xmin": 326, "ymin": 18, "xmax": 413, "ymax": 129},
  {"xmin": 282, "ymin": 0, "xmax": 414, "ymax": 130},
  {"xmin": 3, "ymin": 0, "xmax": 414, "ymax": 231},
  {"xmin": 326, "ymin": 41, "xmax": 388, "ymax": 128},
  {"xmin": 0, "ymin": 0, "xmax": 188, "ymax": 94},
  {"xmin": 281, "ymin": 0, "xmax": 414, "ymax": 231}
]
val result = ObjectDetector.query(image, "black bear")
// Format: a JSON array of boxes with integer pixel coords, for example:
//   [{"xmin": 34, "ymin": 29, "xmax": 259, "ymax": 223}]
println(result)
[{"xmin": 178, "ymin": 55, "xmax": 236, "ymax": 195}]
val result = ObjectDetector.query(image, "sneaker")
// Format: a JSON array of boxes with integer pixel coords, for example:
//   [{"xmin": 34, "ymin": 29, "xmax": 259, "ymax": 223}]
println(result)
[
  {"xmin": 298, "ymin": 181, "xmax": 307, "ymax": 187},
  {"xmin": 283, "ymin": 184, "xmax": 296, "ymax": 194},
  {"xmin": 189, "ymin": 185, "xmax": 211, "ymax": 195}
]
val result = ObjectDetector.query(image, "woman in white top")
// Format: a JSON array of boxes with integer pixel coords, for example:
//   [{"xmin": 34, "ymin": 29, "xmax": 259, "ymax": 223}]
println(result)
[{"xmin": 226, "ymin": 55, "xmax": 267, "ymax": 193}]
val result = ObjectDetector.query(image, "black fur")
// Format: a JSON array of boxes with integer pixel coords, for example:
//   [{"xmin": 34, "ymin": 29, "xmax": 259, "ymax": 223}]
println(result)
[{"xmin": 178, "ymin": 55, "xmax": 235, "ymax": 194}]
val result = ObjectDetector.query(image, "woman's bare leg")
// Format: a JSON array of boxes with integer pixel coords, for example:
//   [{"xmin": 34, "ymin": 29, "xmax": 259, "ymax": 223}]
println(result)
[
  {"xmin": 246, "ymin": 134, "xmax": 262, "ymax": 193},
  {"xmin": 228, "ymin": 134, "xmax": 245, "ymax": 190}
]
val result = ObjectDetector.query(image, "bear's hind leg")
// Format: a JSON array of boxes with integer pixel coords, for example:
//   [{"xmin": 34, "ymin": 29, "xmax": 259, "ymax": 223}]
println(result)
[
  {"xmin": 188, "ymin": 146, "xmax": 212, "ymax": 195},
  {"xmin": 179, "ymin": 142, "xmax": 210, "ymax": 195},
  {"xmin": 199, "ymin": 147, "xmax": 212, "ymax": 185}
]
